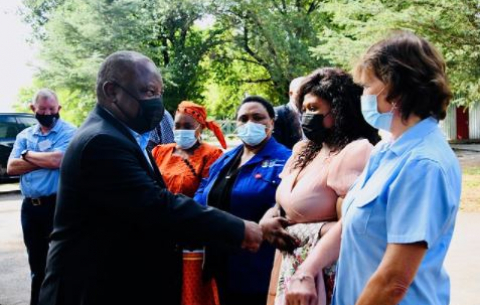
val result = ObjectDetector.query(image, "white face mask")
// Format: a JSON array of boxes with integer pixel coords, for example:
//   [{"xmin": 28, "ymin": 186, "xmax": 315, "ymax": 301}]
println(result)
[
  {"xmin": 360, "ymin": 94, "xmax": 394, "ymax": 131},
  {"xmin": 236, "ymin": 121, "xmax": 268, "ymax": 146},
  {"xmin": 174, "ymin": 129, "xmax": 198, "ymax": 149}
]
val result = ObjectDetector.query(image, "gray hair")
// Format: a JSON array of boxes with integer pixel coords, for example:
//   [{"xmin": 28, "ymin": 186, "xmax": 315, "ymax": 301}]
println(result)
[{"xmin": 32, "ymin": 88, "xmax": 58, "ymax": 105}]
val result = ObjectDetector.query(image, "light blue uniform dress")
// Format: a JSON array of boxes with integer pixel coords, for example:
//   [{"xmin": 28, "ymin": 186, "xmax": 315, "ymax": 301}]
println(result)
[{"xmin": 333, "ymin": 117, "xmax": 461, "ymax": 305}]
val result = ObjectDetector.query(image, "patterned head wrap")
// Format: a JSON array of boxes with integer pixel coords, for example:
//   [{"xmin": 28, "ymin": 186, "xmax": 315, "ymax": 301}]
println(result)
[{"xmin": 176, "ymin": 101, "xmax": 227, "ymax": 149}]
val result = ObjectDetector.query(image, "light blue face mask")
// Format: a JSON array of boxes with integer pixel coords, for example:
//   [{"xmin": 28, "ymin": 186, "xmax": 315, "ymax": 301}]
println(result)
[
  {"xmin": 361, "ymin": 94, "xmax": 394, "ymax": 131},
  {"xmin": 174, "ymin": 129, "xmax": 198, "ymax": 149},
  {"xmin": 236, "ymin": 121, "xmax": 267, "ymax": 146}
]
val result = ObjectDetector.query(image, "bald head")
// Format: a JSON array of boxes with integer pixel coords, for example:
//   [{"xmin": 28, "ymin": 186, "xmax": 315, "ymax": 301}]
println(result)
[
  {"xmin": 96, "ymin": 51, "xmax": 163, "ymax": 104},
  {"xmin": 289, "ymin": 77, "xmax": 305, "ymax": 94},
  {"xmin": 289, "ymin": 76, "xmax": 305, "ymax": 105},
  {"xmin": 96, "ymin": 51, "xmax": 165, "ymax": 132}
]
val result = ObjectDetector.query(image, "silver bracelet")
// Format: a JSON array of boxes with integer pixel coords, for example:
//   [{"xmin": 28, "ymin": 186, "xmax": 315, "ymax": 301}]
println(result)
[{"xmin": 291, "ymin": 273, "xmax": 314, "ymax": 283}]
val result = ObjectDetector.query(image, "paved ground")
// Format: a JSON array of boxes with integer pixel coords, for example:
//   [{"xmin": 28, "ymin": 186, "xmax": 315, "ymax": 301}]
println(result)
[
  {"xmin": 451, "ymin": 144, "xmax": 480, "ymax": 153},
  {"xmin": 452, "ymin": 144, "xmax": 480, "ymax": 168},
  {"xmin": 0, "ymin": 183, "xmax": 20, "ymax": 194},
  {"xmin": 0, "ymin": 193, "xmax": 479, "ymax": 305},
  {"xmin": 445, "ymin": 212, "xmax": 480, "ymax": 305},
  {"xmin": 0, "ymin": 193, "xmax": 29, "ymax": 305}
]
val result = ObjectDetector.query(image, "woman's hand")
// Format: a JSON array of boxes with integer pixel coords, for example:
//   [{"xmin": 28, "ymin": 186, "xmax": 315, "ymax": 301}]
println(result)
[
  {"xmin": 286, "ymin": 272, "xmax": 318, "ymax": 305},
  {"xmin": 259, "ymin": 207, "xmax": 299, "ymax": 253}
]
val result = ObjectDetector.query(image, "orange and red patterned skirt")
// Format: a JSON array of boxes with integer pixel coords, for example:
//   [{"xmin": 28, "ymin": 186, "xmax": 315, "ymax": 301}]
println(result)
[{"xmin": 182, "ymin": 251, "xmax": 220, "ymax": 305}]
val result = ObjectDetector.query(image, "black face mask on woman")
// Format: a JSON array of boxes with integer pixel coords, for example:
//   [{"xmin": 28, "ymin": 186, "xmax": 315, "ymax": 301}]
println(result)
[
  {"xmin": 301, "ymin": 112, "xmax": 331, "ymax": 145},
  {"xmin": 113, "ymin": 82, "xmax": 165, "ymax": 134}
]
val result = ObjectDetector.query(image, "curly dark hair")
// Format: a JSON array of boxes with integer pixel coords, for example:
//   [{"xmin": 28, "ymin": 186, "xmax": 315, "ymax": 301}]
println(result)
[{"xmin": 293, "ymin": 67, "xmax": 380, "ymax": 170}]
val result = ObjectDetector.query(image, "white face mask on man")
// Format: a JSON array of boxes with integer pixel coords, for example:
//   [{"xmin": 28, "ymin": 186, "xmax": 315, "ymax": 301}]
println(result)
[{"xmin": 236, "ymin": 121, "xmax": 268, "ymax": 146}]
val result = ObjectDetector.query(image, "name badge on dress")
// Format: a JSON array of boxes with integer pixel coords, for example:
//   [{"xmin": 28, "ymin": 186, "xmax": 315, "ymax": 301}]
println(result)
[{"xmin": 38, "ymin": 139, "xmax": 52, "ymax": 152}]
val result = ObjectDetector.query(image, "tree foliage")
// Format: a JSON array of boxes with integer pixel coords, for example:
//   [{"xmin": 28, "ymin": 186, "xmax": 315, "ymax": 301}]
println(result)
[
  {"xmin": 21, "ymin": 0, "xmax": 223, "ymax": 115},
  {"xmin": 210, "ymin": 0, "xmax": 331, "ymax": 105},
  {"xmin": 18, "ymin": 0, "xmax": 480, "ymax": 125},
  {"xmin": 311, "ymin": 0, "xmax": 480, "ymax": 106}
]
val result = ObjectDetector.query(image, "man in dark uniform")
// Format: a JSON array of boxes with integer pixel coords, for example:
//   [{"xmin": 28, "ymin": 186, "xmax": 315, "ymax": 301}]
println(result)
[{"xmin": 38, "ymin": 51, "xmax": 262, "ymax": 305}]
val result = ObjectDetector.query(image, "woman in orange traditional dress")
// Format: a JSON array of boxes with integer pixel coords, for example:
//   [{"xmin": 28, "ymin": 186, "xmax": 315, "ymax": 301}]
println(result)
[{"xmin": 152, "ymin": 101, "xmax": 227, "ymax": 305}]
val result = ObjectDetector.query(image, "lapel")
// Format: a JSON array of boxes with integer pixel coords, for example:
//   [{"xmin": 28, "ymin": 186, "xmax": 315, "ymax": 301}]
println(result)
[
  {"xmin": 147, "ymin": 149, "xmax": 167, "ymax": 188},
  {"xmin": 95, "ymin": 105, "xmax": 165, "ymax": 186}
]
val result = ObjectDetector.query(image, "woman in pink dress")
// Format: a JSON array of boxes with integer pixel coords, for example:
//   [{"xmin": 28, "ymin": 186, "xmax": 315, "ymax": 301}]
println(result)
[{"xmin": 260, "ymin": 68, "xmax": 380, "ymax": 305}]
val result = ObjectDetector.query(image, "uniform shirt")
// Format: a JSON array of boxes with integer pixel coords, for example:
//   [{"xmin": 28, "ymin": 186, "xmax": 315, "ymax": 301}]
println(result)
[
  {"xmin": 333, "ymin": 117, "xmax": 461, "ymax": 305},
  {"xmin": 194, "ymin": 137, "xmax": 292, "ymax": 294},
  {"xmin": 9, "ymin": 119, "xmax": 76, "ymax": 198}
]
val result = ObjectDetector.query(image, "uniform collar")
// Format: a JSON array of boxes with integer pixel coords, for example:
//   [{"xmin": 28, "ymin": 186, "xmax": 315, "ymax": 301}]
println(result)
[
  {"xmin": 388, "ymin": 116, "xmax": 438, "ymax": 156},
  {"xmin": 243, "ymin": 137, "xmax": 280, "ymax": 166},
  {"xmin": 33, "ymin": 118, "xmax": 62, "ymax": 136}
]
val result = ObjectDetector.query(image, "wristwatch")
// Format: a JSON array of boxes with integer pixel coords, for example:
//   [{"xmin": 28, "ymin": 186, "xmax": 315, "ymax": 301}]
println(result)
[{"xmin": 21, "ymin": 149, "xmax": 29, "ymax": 160}]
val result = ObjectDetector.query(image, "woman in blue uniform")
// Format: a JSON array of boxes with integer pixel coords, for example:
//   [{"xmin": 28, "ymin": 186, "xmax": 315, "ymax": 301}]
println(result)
[{"xmin": 194, "ymin": 96, "xmax": 292, "ymax": 305}]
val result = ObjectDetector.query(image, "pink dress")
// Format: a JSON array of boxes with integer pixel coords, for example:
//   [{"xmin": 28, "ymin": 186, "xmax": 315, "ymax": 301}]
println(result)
[{"xmin": 273, "ymin": 139, "xmax": 372, "ymax": 305}]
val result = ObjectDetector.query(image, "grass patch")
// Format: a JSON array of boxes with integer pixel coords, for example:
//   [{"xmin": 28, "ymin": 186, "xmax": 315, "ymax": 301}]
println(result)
[
  {"xmin": 464, "ymin": 166, "xmax": 480, "ymax": 175},
  {"xmin": 460, "ymin": 166, "xmax": 480, "ymax": 212}
]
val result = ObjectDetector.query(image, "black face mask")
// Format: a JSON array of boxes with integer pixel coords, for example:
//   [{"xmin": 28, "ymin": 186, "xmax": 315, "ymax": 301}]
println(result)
[
  {"xmin": 114, "ymin": 83, "xmax": 165, "ymax": 134},
  {"xmin": 301, "ymin": 112, "xmax": 330, "ymax": 145},
  {"xmin": 36, "ymin": 113, "xmax": 60, "ymax": 128}
]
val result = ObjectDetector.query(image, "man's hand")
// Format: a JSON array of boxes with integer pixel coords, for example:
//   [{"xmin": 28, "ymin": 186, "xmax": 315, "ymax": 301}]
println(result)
[
  {"xmin": 260, "ymin": 207, "xmax": 300, "ymax": 253},
  {"xmin": 241, "ymin": 220, "xmax": 263, "ymax": 252}
]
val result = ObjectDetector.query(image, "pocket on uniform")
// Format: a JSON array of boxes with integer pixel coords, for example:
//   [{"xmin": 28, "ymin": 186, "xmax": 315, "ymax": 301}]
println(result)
[
  {"xmin": 350, "ymin": 185, "xmax": 381, "ymax": 235},
  {"xmin": 253, "ymin": 168, "xmax": 281, "ymax": 186}
]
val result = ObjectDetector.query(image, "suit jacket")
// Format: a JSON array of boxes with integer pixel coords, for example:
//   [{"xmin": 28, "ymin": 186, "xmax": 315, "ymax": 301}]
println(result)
[
  {"xmin": 272, "ymin": 103, "xmax": 303, "ymax": 149},
  {"xmin": 38, "ymin": 105, "xmax": 245, "ymax": 305}
]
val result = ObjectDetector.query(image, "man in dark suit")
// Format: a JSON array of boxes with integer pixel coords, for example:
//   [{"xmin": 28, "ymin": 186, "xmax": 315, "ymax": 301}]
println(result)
[
  {"xmin": 272, "ymin": 77, "xmax": 305, "ymax": 149},
  {"xmin": 38, "ymin": 51, "xmax": 262, "ymax": 305}
]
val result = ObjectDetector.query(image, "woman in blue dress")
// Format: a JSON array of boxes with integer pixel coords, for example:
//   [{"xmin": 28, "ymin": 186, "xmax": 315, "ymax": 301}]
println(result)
[{"xmin": 285, "ymin": 31, "xmax": 461, "ymax": 305}]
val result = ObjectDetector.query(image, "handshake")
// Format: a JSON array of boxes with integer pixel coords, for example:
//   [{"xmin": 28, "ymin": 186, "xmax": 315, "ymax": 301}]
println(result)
[{"xmin": 241, "ymin": 206, "xmax": 300, "ymax": 253}]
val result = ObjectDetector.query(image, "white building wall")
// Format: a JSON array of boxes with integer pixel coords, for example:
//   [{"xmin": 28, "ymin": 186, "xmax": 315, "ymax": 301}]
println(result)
[
  {"xmin": 469, "ymin": 102, "xmax": 480, "ymax": 140},
  {"xmin": 439, "ymin": 104, "xmax": 456, "ymax": 140}
]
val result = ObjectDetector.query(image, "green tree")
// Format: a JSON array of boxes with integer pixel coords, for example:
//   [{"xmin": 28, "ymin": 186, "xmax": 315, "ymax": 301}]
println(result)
[
  {"xmin": 20, "ymin": 0, "xmax": 224, "ymax": 121},
  {"xmin": 211, "ymin": 0, "xmax": 332, "ymax": 106},
  {"xmin": 311, "ymin": 0, "xmax": 480, "ymax": 106}
]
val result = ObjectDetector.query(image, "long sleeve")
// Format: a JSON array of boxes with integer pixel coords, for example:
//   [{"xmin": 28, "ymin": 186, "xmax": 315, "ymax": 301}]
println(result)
[{"xmin": 79, "ymin": 134, "xmax": 244, "ymax": 247}]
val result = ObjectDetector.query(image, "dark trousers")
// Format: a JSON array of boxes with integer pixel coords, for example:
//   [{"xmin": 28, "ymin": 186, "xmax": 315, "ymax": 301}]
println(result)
[
  {"xmin": 215, "ymin": 271, "xmax": 267, "ymax": 305},
  {"xmin": 21, "ymin": 196, "xmax": 56, "ymax": 305}
]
